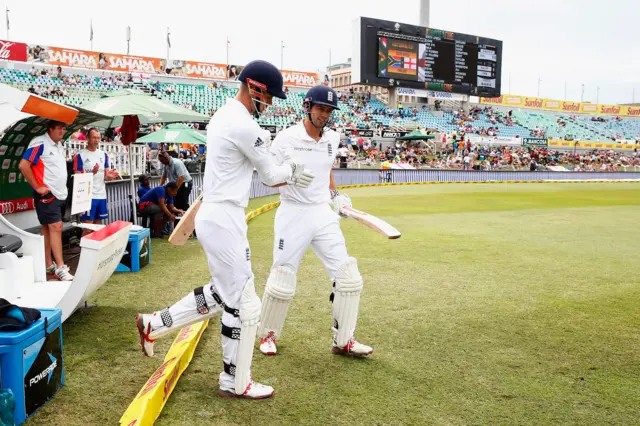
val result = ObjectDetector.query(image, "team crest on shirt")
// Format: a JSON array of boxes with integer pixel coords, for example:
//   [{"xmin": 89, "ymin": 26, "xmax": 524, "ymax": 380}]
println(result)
[{"xmin": 255, "ymin": 137, "xmax": 264, "ymax": 148}]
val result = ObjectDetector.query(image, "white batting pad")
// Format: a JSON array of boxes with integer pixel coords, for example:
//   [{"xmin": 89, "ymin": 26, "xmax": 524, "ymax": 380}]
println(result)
[
  {"xmin": 258, "ymin": 264, "xmax": 297, "ymax": 339},
  {"xmin": 149, "ymin": 284, "xmax": 223, "ymax": 340},
  {"xmin": 332, "ymin": 257, "xmax": 363, "ymax": 347},
  {"xmin": 235, "ymin": 276, "xmax": 262, "ymax": 394}
]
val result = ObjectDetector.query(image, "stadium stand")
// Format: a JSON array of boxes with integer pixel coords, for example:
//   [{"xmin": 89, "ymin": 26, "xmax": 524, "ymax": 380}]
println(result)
[{"xmin": 1, "ymin": 66, "xmax": 640, "ymax": 141}]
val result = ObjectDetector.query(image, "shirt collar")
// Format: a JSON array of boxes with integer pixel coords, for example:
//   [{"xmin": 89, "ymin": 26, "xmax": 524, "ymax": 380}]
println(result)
[
  {"xmin": 297, "ymin": 122, "xmax": 327, "ymax": 144},
  {"xmin": 226, "ymin": 98, "xmax": 251, "ymax": 119},
  {"xmin": 43, "ymin": 132, "xmax": 65, "ymax": 151},
  {"xmin": 43, "ymin": 132, "xmax": 56, "ymax": 145}
]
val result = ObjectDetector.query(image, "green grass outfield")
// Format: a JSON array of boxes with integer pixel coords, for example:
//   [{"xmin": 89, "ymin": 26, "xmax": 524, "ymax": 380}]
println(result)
[{"xmin": 27, "ymin": 183, "xmax": 640, "ymax": 426}]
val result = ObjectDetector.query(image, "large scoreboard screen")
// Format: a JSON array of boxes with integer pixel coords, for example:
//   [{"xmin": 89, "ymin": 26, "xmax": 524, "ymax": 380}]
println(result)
[{"xmin": 354, "ymin": 17, "xmax": 502, "ymax": 97}]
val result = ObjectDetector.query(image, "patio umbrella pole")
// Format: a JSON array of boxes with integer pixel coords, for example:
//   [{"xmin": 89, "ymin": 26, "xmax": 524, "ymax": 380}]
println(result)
[{"xmin": 129, "ymin": 146, "xmax": 137, "ymax": 226}]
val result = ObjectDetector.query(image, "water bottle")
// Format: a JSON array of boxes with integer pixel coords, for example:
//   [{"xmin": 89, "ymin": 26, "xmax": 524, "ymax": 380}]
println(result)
[{"xmin": 0, "ymin": 388, "xmax": 15, "ymax": 426}]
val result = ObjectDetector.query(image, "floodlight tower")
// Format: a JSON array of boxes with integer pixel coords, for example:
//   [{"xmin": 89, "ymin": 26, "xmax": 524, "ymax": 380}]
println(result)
[{"xmin": 419, "ymin": 0, "xmax": 430, "ymax": 27}]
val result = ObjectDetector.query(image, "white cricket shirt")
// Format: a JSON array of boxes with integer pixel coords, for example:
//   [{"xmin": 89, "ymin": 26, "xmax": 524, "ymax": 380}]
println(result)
[
  {"xmin": 270, "ymin": 122, "xmax": 339, "ymax": 205},
  {"xmin": 73, "ymin": 148, "xmax": 109, "ymax": 199},
  {"xmin": 202, "ymin": 98, "xmax": 293, "ymax": 207}
]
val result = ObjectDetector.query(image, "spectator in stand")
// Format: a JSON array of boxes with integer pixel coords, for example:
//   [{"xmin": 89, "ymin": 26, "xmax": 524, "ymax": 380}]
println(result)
[
  {"xmin": 18, "ymin": 120, "xmax": 74, "ymax": 281},
  {"xmin": 337, "ymin": 144, "xmax": 349, "ymax": 168}
]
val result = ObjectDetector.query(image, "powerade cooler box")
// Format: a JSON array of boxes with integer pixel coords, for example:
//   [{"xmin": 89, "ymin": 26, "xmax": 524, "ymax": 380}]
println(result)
[
  {"xmin": 116, "ymin": 227, "xmax": 151, "ymax": 272},
  {"xmin": 0, "ymin": 308, "xmax": 64, "ymax": 425}
]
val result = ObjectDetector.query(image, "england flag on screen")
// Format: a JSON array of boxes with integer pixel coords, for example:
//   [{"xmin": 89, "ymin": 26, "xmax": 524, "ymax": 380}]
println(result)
[{"xmin": 403, "ymin": 57, "xmax": 416, "ymax": 70}]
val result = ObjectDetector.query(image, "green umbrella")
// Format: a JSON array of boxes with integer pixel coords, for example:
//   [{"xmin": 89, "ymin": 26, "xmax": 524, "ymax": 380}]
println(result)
[
  {"xmin": 81, "ymin": 90, "xmax": 209, "ymax": 224},
  {"xmin": 136, "ymin": 123, "xmax": 207, "ymax": 145},
  {"xmin": 396, "ymin": 129, "xmax": 436, "ymax": 141},
  {"xmin": 81, "ymin": 89, "xmax": 209, "ymax": 127}
]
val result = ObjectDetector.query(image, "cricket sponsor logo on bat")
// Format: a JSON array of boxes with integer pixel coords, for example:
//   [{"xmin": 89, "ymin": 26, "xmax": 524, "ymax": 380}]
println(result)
[{"xmin": 340, "ymin": 206, "xmax": 401, "ymax": 239}]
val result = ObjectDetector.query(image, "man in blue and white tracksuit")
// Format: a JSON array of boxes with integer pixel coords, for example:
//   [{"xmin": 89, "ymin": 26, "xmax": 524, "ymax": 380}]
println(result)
[{"xmin": 73, "ymin": 128, "xmax": 111, "ymax": 228}]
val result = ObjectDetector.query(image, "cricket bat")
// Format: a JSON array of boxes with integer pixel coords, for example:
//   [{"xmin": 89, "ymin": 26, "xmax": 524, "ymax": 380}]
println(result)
[
  {"xmin": 168, "ymin": 193, "xmax": 203, "ymax": 246},
  {"xmin": 72, "ymin": 222, "xmax": 106, "ymax": 232},
  {"xmin": 340, "ymin": 206, "xmax": 401, "ymax": 239}
]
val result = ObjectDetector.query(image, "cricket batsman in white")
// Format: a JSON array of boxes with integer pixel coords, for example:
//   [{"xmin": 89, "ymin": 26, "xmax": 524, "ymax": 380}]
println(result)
[
  {"xmin": 135, "ymin": 60, "xmax": 315, "ymax": 399},
  {"xmin": 258, "ymin": 85, "xmax": 373, "ymax": 357}
]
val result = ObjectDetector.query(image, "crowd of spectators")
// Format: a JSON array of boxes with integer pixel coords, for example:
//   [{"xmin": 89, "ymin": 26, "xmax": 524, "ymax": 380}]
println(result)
[{"xmin": 334, "ymin": 135, "xmax": 639, "ymax": 172}]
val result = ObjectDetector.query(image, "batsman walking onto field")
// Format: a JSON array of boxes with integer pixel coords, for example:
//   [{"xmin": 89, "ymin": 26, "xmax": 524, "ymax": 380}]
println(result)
[
  {"xmin": 258, "ymin": 85, "xmax": 373, "ymax": 357},
  {"xmin": 135, "ymin": 60, "xmax": 315, "ymax": 399}
]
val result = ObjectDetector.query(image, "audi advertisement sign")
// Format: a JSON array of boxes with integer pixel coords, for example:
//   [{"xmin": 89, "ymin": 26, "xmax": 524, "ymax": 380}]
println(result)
[{"xmin": 0, "ymin": 198, "xmax": 34, "ymax": 215}]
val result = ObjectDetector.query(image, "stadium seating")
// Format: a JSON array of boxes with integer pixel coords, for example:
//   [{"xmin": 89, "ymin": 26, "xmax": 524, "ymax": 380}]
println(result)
[
  {"xmin": 1, "ymin": 66, "xmax": 639, "ymax": 140},
  {"xmin": 0, "ymin": 68, "xmax": 125, "ymax": 106},
  {"xmin": 511, "ymin": 110, "xmax": 603, "ymax": 141},
  {"xmin": 572, "ymin": 115, "xmax": 640, "ymax": 141}
]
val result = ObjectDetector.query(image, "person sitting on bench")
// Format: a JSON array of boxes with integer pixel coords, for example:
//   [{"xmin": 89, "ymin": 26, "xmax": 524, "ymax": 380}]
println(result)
[
  {"xmin": 138, "ymin": 182, "xmax": 184, "ymax": 238},
  {"xmin": 137, "ymin": 174, "xmax": 151, "ymax": 200}
]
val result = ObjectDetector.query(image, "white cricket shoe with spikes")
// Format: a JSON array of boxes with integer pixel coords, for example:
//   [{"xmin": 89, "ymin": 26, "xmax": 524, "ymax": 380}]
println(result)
[
  {"xmin": 331, "ymin": 337, "xmax": 373, "ymax": 357},
  {"xmin": 219, "ymin": 381, "xmax": 274, "ymax": 399},
  {"xmin": 259, "ymin": 331, "xmax": 278, "ymax": 356},
  {"xmin": 135, "ymin": 314, "xmax": 156, "ymax": 357}
]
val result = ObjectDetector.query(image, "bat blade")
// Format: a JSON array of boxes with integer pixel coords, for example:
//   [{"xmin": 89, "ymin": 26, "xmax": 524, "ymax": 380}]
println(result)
[
  {"xmin": 168, "ymin": 194, "xmax": 203, "ymax": 246},
  {"xmin": 340, "ymin": 206, "xmax": 401, "ymax": 239}
]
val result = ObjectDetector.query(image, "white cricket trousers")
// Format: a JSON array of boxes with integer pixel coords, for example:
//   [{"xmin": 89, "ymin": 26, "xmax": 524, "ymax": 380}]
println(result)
[
  {"xmin": 155, "ymin": 201, "xmax": 252, "ymax": 390},
  {"xmin": 273, "ymin": 201, "xmax": 349, "ymax": 278},
  {"xmin": 197, "ymin": 202, "xmax": 252, "ymax": 389}
]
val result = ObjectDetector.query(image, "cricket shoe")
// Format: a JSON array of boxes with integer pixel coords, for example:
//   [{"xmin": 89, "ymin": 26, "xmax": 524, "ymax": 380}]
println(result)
[
  {"xmin": 219, "ymin": 381, "xmax": 274, "ymax": 399},
  {"xmin": 259, "ymin": 331, "xmax": 277, "ymax": 356},
  {"xmin": 331, "ymin": 338, "xmax": 373, "ymax": 357},
  {"xmin": 136, "ymin": 314, "xmax": 156, "ymax": 357},
  {"xmin": 45, "ymin": 263, "xmax": 56, "ymax": 273},
  {"xmin": 54, "ymin": 265, "xmax": 74, "ymax": 281}
]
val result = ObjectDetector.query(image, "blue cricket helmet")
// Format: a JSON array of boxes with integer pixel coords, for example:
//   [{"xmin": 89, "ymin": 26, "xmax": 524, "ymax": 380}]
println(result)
[
  {"xmin": 304, "ymin": 85, "xmax": 339, "ymax": 110},
  {"xmin": 238, "ymin": 60, "xmax": 287, "ymax": 99}
]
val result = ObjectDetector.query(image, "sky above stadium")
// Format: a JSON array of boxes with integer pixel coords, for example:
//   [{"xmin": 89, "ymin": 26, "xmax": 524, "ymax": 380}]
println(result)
[{"xmin": 2, "ymin": 0, "xmax": 638, "ymax": 104}]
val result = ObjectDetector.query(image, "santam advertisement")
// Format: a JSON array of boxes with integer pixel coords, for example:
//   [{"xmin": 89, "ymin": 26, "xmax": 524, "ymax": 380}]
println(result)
[
  {"xmin": 1, "ymin": 38, "xmax": 319, "ymax": 87},
  {"xmin": 480, "ymin": 93, "xmax": 640, "ymax": 117}
]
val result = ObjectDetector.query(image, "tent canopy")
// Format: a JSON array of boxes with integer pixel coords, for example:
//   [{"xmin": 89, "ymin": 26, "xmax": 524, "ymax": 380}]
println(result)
[
  {"xmin": 136, "ymin": 123, "xmax": 206, "ymax": 145},
  {"xmin": 81, "ymin": 90, "xmax": 209, "ymax": 128},
  {"xmin": 396, "ymin": 130, "xmax": 436, "ymax": 141}
]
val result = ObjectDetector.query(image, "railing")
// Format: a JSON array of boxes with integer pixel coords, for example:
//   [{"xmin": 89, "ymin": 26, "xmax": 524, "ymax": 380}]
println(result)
[
  {"xmin": 104, "ymin": 170, "xmax": 640, "ymax": 222},
  {"xmin": 106, "ymin": 173, "xmax": 204, "ymax": 221},
  {"xmin": 66, "ymin": 141, "xmax": 147, "ymax": 177}
]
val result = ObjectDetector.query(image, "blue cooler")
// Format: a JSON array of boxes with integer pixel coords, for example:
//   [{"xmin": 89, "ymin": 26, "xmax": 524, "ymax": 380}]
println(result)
[
  {"xmin": 0, "ymin": 308, "xmax": 64, "ymax": 425},
  {"xmin": 116, "ymin": 227, "xmax": 151, "ymax": 273}
]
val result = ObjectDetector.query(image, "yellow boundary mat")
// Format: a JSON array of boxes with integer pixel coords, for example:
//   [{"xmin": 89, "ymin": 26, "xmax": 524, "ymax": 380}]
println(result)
[
  {"xmin": 120, "ymin": 321, "xmax": 209, "ymax": 426},
  {"xmin": 123, "ymin": 178, "xmax": 639, "ymax": 423}
]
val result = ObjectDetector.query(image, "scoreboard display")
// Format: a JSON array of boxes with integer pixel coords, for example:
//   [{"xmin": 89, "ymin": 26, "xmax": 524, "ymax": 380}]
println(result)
[{"xmin": 354, "ymin": 17, "xmax": 502, "ymax": 97}]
